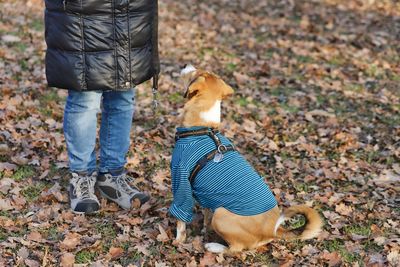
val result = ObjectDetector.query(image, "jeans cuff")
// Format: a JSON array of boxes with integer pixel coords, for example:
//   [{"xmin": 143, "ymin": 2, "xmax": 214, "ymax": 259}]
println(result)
[{"xmin": 99, "ymin": 167, "xmax": 125, "ymax": 176}]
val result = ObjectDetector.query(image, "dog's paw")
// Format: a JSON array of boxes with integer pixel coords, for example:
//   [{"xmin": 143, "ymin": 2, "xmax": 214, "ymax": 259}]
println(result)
[
  {"xmin": 174, "ymin": 233, "xmax": 187, "ymax": 244},
  {"xmin": 205, "ymin": 242, "xmax": 227, "ymax": 253}
]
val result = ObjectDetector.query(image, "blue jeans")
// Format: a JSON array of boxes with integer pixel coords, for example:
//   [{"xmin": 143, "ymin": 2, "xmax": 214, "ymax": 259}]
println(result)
[{"xmin": 63, "ymin": 89, "xmax": 135, "ymax": 173}]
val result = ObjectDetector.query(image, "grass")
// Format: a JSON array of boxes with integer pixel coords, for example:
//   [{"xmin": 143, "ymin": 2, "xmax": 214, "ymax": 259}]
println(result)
[
  {"xmin": 40, "ymin": 90, "xmax": 63, "ymax": 104},
  {"xmin": 11, "ymin": 165, "xmax": 36, "ymax": 181},
  {"xmin": 344, "ymin": 224, "xmax": 371, "ymax": 237},
  {"xmin": 21, "ymin": 182, "xmax": 47, "ymax": 201},
  {"xmin": 75, "ymin": 250, "xmax": 97, "ymax": 264},
  {"xmin": 95, "ymin": 222, "xmax": 118, "ymax": 253},
  {"xmin": 96, "ymin": 222, "xmax": 117, "ymax": 239},
  {"xmin": 30, "ymin": 18, "xmax": 43, "ymax": 32},
  {"xmin": 226, "ymin": 62, "xmax": 238, "ymax": 72},
  {"xmin": 118, "ymin": 250, "xmax": 142, "ymax": 266},
  {"xmin": 324, "ymin": 239, "xmax": 362, "ymax": 264},
  {"xmin": 234, "ymin": 96, "xmax": 251, "ymax": 107},
  {"xmin": 167, "ymin": 92, "xmax": 183, "ymax": 104}
]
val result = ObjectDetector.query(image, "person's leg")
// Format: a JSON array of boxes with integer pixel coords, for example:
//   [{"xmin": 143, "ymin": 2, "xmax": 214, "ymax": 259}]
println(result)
[
  {"xmin": 99, "ymin": 88, "xmax": 135, "ymax": 173},
  {"xmin": 64, "ymin": 90, "xmax": 102, "ymax": 214},
  {"xmin": 97, "ymin": 88, "xmax": 149, "ymax": 209},
  {"xmin": 64, "ymin": 90, "xmax": 102, "ymax": 173}
]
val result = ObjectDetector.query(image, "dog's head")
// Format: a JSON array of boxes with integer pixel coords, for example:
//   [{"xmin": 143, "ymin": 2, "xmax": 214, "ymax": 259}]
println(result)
[
  {"xmin": 180, "ymin": 64, "xmax": 234, "ymax": 102},
  {"xmin": 179, "ymin": 64, "xmax": 234, "ymax": 128}
]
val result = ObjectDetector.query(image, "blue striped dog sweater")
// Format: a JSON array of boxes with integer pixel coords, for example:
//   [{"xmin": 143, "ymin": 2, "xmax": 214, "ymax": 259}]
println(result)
[{"xmin": 169, "ymin": 127, "xmax": 277, "ymax": 223}]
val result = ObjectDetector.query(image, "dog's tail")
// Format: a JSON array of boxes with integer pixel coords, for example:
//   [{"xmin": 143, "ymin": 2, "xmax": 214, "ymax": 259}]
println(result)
[{"xmin": 274, "ymin": 205, "xmax": 323, "ymax": 241}]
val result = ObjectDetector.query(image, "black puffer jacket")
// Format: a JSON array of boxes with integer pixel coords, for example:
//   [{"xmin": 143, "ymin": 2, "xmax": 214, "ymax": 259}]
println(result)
[{"xmin": 44, "ymin": 0, "xmax": 159, "ymax": 91}]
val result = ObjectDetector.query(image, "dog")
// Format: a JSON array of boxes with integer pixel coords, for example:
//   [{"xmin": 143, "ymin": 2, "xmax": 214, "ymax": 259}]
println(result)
[{"xmin": 169, "ymin": 64, "xmax": 323, "ymax": 253}]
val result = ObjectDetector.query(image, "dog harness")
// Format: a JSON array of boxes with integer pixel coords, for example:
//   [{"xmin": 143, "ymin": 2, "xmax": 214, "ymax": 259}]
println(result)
[
  {"xmin": 169, "ymin": 127, "xmax": 277, "ymax": 223},
  {"xmin": 175, "ymin": 128, "xmax": 235, "ymax": 185}
]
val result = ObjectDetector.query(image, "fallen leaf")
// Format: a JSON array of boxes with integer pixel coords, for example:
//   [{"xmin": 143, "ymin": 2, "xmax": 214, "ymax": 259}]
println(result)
[
  {"xmin": 320, "ymin": 251, "xmax": 342, "ymax": 266},
  {"xmin": 199, "ymin": 252, "xmax": 216, "ymax": 267},
  {"xmin": 24, "ymin": 259, "xmax": 40, "ymax": 267},
  {"xmin": 17, "ymin": 247, "xmax": 29, "ymax": 259},
  {"xmin": 106, "ymin": 247, "xmax": 124, "ymax": 260},
  {"xmin": 2, "ymin": 35, "xmax": 21, "ymax": 43},
  {"xmin": 60, "ymin": 232, "xmax": 81, "ymax": 251},
  {"xmin": 335, "ymin": 203, "xmax": 353, "ymax": 216},
  {"xmin": 27, "ymin": 231, "xmax": 42, "ymax": 242},
  {"xmin": 60, "ymin": 253, "xmax": 75, "ymax": 267},
  {"xmin": 157, "ymin": 224, "xmax": 169, "ymax": 242},
  {"xmin": 0, "ymin": 198, "xmax": 13, "ymax": 211}
]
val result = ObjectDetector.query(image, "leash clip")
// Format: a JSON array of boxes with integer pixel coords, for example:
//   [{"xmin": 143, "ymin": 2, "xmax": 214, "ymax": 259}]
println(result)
[
  {"xmin": 152, "ymin": 87, "xmax": 159, "ymax": 111},
  {"xmin": 151, "ymin": 74, "xmax": 159, "ymax": 113}
]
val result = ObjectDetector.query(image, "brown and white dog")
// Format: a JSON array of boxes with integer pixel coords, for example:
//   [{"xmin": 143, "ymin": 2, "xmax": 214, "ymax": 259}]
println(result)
[{"xmin": 173, "ymin": 64, "xmax": 323, "ymax": 253}]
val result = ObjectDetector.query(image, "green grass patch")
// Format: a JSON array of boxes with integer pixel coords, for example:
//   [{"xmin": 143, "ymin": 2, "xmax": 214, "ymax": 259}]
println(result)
[
  {"xmin": 75, "ymin": 250, "xmax": 97, "ymax": 264},
  {"xmin": 344, "ymin": 83, "xmax": 364, "ymax": 93},
  {"xmin": 296, "ymin": 55, "xmax": 314, "ymax": 63},
  {"xmin": 15, "ymin": 43, "xmax": 27, "ymax": 53},
  {"xmin": 19, "ymin": 59, "xmax": 29, "ymax": 71},
  {"xmin": 252, "ymin": 253, "xmax": 272, "ymax": 265},
  {"xmin": 118, "ymin": 249, "xmax": 142, "ymax": 266},
  {"xmin": 365, "ymin": 64, "xmax": 384, "ymax": 79},
  {"xmin": 344, "ymin": 224, "xmax": 371, "ymax": 236},
  {"xmin": 324, "ymin": 239, "xmax": 362, "ymax": 264},
  {"xmin": 226, "ymin": 62, "xmax": 237, "ymax": 72},
  {"xmin": 30, "ymin": 18, "xmax": 44, "ymax": 32},
  {"xmin": 0, "ymin": 228, "xmax": 7, "ymax": 241},
  {"xmin": 234, "ymin": 96, "xmax": 251, "ymax": 107},
  {"xmin": 167, "ymin": 91, "xmax": 184, "ymax": 104},
  {"xmin": 280, "ymin": 103, "xmax": 299, "ymax": 113},
  {"xmin": 21, "ymin": 182, "xmax": 47, "ymax": 201},
  {"xmin": 11, "ymin": 165, "xmax": 36, "ymax": 181},
  {"xmin": 40, "ymin": 90, "xmax": 63, "ymax": 104},
  {"xmin": 95, "ymin": 222, "xmax": 117, "ymax": 240},
  {"xmin": 96, "ymin": 220, "xmax": 125, "ymax": 253},
  {"xmin": 327, "ymin": 56, "xmax": 346, "ymax": 67},
  {"xmin": 389, "ymin": 72, "xmax": 400, "ymax": 82},
  {"xmin": 294, "ymin": 183, "xmax": 310, "ymax": 193}
]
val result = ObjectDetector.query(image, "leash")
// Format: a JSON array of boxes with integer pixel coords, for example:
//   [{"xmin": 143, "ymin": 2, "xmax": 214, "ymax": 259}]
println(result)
[
  {"xmin": 152, "ymin": 74, "xmax": 159, "ymax": 112},
  {"xmin": 175, "ymin": 128, "xmax": 236, "ymax": 186}
]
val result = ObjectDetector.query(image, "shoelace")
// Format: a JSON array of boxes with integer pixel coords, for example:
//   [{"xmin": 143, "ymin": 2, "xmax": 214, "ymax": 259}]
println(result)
[
  {"xmin": 72, "ymin": 174, "xmax": 97, "ymax": 200},
  {"xmin": 116, "ymin": 174, "xmax": 138, "ymax": 195}
]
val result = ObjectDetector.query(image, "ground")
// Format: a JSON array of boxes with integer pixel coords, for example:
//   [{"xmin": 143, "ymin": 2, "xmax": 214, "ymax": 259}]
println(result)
[{"xmin": 0, "ymin": 0, "xmax": 399, "ymax": 266}]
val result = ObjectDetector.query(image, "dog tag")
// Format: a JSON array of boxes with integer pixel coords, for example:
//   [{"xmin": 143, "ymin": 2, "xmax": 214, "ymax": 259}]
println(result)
[{"xmin": 213, "ymin": 153, "xmax": 224, "ymax": 163}]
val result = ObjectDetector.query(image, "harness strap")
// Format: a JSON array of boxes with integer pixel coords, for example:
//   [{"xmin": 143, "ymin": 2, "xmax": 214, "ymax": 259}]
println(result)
[
  {"xmin": 174, "ymin": 128, "xmax": 236, "ymax": 186},
  {"xmin": 189, "ymin": 145, "xmax": 235, "ymax": 185}
]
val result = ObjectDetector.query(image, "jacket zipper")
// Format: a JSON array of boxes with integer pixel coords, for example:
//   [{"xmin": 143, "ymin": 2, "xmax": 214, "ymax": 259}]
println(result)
[{"xmin": 63, "ymin": 0, "xmax": 67, "ymax": 10}]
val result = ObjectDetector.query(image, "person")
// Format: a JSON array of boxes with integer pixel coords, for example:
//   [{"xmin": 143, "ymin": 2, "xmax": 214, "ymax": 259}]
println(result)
[{"xmin": 44, "ymin": 0, "xmax": 160, "ymax": 214}]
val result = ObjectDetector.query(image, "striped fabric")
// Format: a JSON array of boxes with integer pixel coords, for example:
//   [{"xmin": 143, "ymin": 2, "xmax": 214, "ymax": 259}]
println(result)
[{"xmin": 169, "ymin": 127, "xmax": 277, "ymax": 223}]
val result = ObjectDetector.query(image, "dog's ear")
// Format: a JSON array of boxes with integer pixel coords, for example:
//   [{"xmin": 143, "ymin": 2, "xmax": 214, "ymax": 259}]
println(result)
[
  {"xmin": 185, "ymin": 76, "xmax": 205, "ymax": 99},
  {"xmin": 221, "ymin": 82, "xmax": 234, "ymax": 99}
]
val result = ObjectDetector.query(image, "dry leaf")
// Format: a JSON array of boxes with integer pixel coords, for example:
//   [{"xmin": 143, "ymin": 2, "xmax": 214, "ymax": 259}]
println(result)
[
  {"xmin": 107, "ymin": 247, "xmax": 124, "ymax": 260},
  {"xmin": 157, "ymin": 224, "xmax": 169, "ymax": 242},
  {"xmin": 199, "ymin": 252, "xmax": 216, "ymax": 267},
  {"xmin": 320, "ymin": 251, "xmax": 342, "ymax": 266},
  {"xmin": 335, "ymin": 203, "xmax": 353, "ymax": 216},
  {"xmin": 60, "ymin": 232, "xmax": 82, "ymax": 251},
  {"xmin": 27, "ymin": 231, "xmax": 42, "ymax": 242},
  {"xmin": 60, "ymin": 253, "xmax": 75, "ymax": 267}
]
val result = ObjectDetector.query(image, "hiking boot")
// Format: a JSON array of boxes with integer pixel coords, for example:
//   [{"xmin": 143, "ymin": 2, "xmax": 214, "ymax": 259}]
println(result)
[
  {"xmin": 69, "ymin": 172, "xmax": 100, "ymax": 214},
  {"xmin": 97, "ymin": 172, "xmax": 150, "ymax": 210}
]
